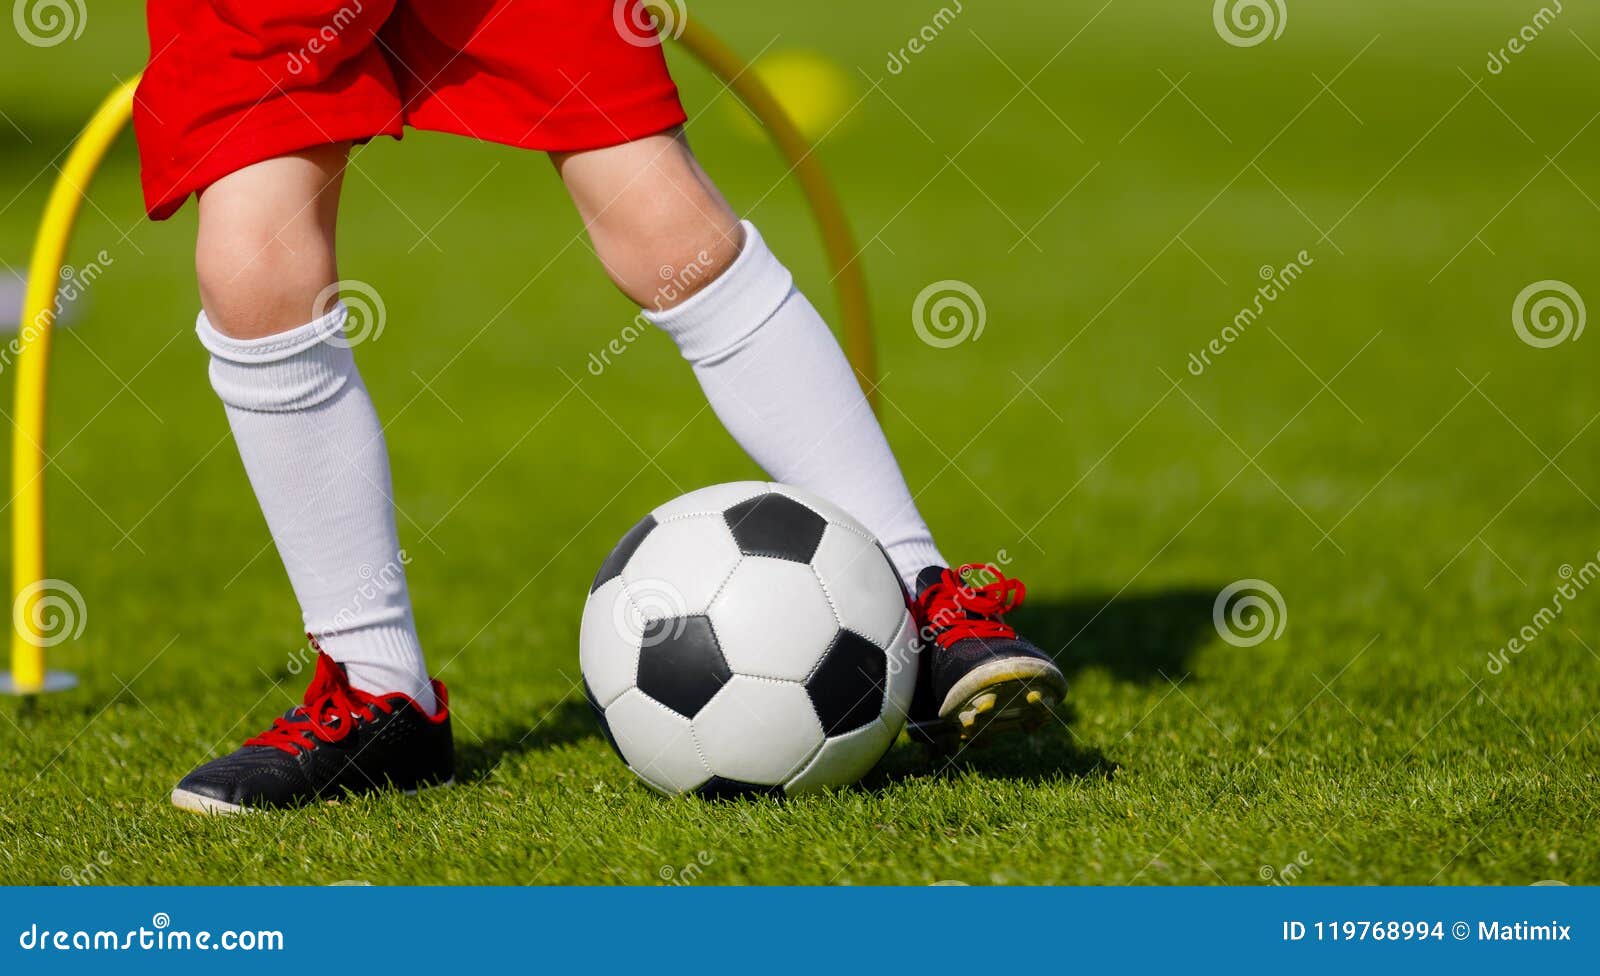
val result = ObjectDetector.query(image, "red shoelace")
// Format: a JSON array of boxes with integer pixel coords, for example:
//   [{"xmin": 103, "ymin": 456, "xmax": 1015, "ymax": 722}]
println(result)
[
  {"xmin": 245, "ymin": 648, "xmax": 394, "ymax": 755},
  {"xmin": 913, "ymin": 563, "xmax": 1027, "ymax": 649}
]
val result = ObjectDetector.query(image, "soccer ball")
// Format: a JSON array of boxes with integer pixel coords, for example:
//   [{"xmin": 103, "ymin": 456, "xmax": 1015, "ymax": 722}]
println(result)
[{"xmin": 580, "ymin": 482, "xmax": 919, "ymax": 798}]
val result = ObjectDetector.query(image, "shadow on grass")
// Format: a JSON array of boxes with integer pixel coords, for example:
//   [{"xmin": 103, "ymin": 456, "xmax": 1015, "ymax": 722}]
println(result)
[
  {"xmin": 1008, "ymin": 587, "xmax": 1220, "ymax": 686},
  {"xmin": 454, "ymin": 699, "xmax": 600, "ymax": 783}
]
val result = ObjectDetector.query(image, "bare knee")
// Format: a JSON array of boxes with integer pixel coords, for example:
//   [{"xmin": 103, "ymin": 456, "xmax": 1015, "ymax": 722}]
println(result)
[
  {"xmin": 196, "ymin": 221, "xmax": 339, "ymax": 339},
  {"xmin": 195, "ymin": 146, "xmax": 347, "ymax": 338},
  {"xmin": 554, "ymin": 130, "xmax": 744, "ymax": 309}
]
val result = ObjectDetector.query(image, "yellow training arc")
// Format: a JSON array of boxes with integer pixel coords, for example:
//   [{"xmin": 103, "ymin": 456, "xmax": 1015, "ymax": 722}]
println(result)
[{"xmin": 5, "ymin": 20, "xmax": 878, "ymax": 695}]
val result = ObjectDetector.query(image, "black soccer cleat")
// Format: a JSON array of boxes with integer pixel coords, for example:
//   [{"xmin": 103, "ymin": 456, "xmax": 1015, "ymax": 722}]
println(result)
[
  {"xmin": 905, "ymin": 564, "xmax": 1067, "ymax": 746},
  {"xmin": 170, "ymin": 645, "xmax": 453, "ymax": 815}
]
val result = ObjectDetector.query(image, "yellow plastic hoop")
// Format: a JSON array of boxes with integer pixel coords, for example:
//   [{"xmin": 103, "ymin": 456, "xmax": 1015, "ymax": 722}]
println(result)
[{"xmin": 5, "ymin": 80, "xmax": 134, "ymax": 696}]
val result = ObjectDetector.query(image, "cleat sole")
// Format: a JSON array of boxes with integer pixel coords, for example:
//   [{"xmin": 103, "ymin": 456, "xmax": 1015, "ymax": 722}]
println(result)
[
  {"xmin": 907, "ymin": 660, "xmax": 1067, "ymax": 748},
  {"xmin": 946, "ymin": 678, "xmax": 1058, "ymax": 744}
]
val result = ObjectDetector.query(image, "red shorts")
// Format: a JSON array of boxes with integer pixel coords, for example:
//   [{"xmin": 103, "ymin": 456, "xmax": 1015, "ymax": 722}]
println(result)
[{"xmin": 134, "ymin": 0, "xmax": 688, "ymax": 220}]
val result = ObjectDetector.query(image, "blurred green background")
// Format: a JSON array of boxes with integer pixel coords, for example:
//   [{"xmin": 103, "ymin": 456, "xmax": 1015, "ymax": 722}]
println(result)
[{"xmin": 0, "ymin": 1, "xmax": 1596, "ymax": 884}]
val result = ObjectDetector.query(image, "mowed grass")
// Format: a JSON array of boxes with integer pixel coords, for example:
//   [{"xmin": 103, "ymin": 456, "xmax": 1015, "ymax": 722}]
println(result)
[{"xmin": 1, "ymin": 1, "xmax": 1598, "ymax": 885}]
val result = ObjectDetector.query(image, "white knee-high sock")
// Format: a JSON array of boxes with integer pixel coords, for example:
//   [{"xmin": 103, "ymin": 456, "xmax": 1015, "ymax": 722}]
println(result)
[
  {"xmin": 645, "ymin": 222, "xmax": 946, "ymax": 589},
  {"xmin": 198, "ymin": 305, "xmax": 436, "ymax": 713}
]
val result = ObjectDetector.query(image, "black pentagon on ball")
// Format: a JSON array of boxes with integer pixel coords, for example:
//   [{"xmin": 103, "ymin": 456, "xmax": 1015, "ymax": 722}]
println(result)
[
  {"xmin": 583, "ymin": 679, "xmax": 625, "ymax": 762},
  {"xmin": 695, "ymin": 776, "xmax": 786, "ymax": 801},
  {"xmin": 636, "ymin": 615, "xmax": 731, "ymax": 718},
  {"xmin": 590, "ymin": 514, "xmax": 657, "ymax": 593},
  {"xmin": 723, "ymin": 492, "xmax": 827, "ymax": 563},
  {"xmin": 805, "ymin": 629, "xmax": 888, "ymax": 736}
]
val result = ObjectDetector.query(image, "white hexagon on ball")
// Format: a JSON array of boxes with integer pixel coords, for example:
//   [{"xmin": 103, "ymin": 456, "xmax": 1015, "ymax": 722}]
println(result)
[
  {"xmin": 709, "ymin": 557, "xmax": 838, "ymax": 681},
  {"xmin": 880, "ymin": 610, "xmax": 920, "ymax": 730},
  {"xmin": 811, "ymin": 523, "xmax": 906, "ymax": 649},
  {"xmin": 579, "ymin": 575, "xmax": 639, "ymax": 708},
  {"xmin": 692, "ymin": 676, "xmax": 824, "ymax": 785},
  {"xmin": 621, "ymin": 514, "xmax": 740, "ymax": 616},
  {"xmin": 785, "ymin": 718, "xmax": 895, "ymax": 794},
  {"xmin": 605, "ymin": 688, "xmax": 710, "ymax": 794}
]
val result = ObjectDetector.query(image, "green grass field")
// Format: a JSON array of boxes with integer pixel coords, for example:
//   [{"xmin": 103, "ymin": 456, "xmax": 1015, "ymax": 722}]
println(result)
[{"xmin": 2, "ymin": 1, "xmax": 1598, "ymax": 885}]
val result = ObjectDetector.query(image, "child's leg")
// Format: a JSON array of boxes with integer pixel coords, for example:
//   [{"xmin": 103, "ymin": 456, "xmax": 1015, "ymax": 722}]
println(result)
[
  {"xmin": 553, "ymin": 130, "xmax": 946, "ymax": 589},
  {"xmin": 195, "ymin": 144, "xmax": 435, "ymax": 712}
]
